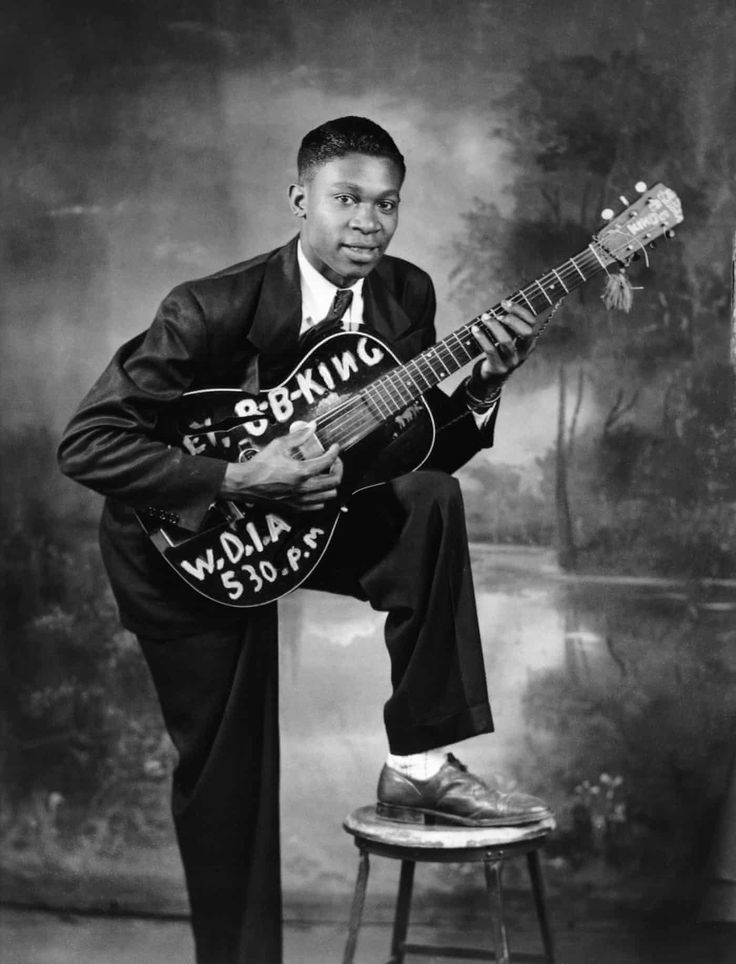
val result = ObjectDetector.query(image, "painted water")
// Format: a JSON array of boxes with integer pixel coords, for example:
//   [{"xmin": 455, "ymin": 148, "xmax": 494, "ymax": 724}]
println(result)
[
  {"xmin": 8, "ymin": 542, "xmax": 735, "ymax": 914},
  {"xmin": 279, "ymin": 544, "xmax": 736, "ymax": 902}
]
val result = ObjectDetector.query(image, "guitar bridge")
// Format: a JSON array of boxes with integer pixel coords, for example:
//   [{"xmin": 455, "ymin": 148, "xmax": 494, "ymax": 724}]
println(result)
[{"xmin": 219, "ymin": 501, "xmax": 245, "ymax": 524}]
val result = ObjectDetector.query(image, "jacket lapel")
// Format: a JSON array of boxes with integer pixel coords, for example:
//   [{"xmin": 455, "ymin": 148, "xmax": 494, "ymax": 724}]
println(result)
[
  {"xmin": 363, "ymin": 266, "xmax": 413, "ymax": 348},
  {"xmin": 246, "ymin": 236, "xmax": 302, "ymax": 387},
  {"xmin": 245, "ymin": 238, "xmax": 415, "ymax": 386}
]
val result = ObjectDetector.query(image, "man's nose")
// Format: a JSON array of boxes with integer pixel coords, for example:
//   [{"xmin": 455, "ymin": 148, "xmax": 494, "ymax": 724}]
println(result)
[{"xmin": 349, "ymin": 204, "xmax": 380, "ymax": 232}]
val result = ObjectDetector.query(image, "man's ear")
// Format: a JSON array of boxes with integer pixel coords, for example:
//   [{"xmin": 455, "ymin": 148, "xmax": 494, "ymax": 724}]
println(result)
[{"xmin": 288, "ymin": 183, "xmax": 307, "ymax": 219}]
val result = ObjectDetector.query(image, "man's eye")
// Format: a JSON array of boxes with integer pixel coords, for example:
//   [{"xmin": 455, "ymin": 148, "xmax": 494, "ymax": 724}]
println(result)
[
  {"xmin": 378, "ymin": 200, "xmax": 397, "ymax": 213},
  {"xmin": 335, "ymin": 195, "xmax": 355, "ymax": 204}
]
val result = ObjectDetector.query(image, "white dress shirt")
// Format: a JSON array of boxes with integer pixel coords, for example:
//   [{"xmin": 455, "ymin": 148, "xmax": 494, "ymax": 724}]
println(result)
[{"xmin": 297, "ymin": 241, "xmax": 364, "ymax": 332}]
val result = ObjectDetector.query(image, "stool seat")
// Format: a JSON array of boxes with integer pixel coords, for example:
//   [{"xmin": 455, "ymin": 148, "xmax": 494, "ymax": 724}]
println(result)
[
  {"xmin": 342, "ymin": 806, "xmax": 559, "ymax": 964},
  {"xmin": 344, "ymin": 805, "xmax": 556, "ymax": 858}
]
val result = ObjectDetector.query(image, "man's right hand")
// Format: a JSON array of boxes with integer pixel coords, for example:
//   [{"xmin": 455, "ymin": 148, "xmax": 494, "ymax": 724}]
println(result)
[{"xmin": 220, "ymin": 426, "xmax": 343, "ymax": 512}]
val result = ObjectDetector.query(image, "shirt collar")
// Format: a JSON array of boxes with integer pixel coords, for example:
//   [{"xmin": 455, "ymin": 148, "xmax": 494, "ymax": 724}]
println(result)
[{"xmin": 297, "ymin": 240, "xmax": 364, "ymax": 326}]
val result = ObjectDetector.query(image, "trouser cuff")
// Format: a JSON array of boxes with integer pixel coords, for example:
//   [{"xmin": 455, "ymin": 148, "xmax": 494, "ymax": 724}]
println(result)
[{"xmin": 386, "ymin": 701, "xmax": 494, "ymax": 755}]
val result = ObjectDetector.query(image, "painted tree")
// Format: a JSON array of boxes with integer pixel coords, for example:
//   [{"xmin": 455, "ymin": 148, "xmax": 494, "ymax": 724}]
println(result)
[{"xmin": 453, "ymin": 47, "xmax": 736, "ymax": 575}]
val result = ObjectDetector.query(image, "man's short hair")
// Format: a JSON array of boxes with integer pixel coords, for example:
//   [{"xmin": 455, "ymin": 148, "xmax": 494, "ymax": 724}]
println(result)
[{"xmin": 297, "ymin": 116, "xmax": 406, "ymax": 184}]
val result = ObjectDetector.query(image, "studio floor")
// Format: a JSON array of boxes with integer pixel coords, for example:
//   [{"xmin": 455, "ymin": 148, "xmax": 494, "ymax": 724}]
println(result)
[{"xmin": 3, "ymin": 901, "xmax": 736, "ymax": 964}]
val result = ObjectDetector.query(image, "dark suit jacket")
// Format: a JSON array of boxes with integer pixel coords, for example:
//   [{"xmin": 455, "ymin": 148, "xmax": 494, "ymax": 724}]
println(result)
[{"xmin": 58, "ymin": 237, "xmax": 497, "ymax": 636}]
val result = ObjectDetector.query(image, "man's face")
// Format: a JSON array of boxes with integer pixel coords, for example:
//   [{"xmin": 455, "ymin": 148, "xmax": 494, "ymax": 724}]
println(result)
[{"xmin": 289, "ymin": 153, "xmax": 402, "ymax": 287}]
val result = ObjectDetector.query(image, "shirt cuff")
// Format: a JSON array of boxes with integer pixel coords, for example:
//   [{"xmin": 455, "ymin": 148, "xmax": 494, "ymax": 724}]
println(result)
[{"xmin": 471, "ymin": 398, "xmax": 499, "ymax": 429}]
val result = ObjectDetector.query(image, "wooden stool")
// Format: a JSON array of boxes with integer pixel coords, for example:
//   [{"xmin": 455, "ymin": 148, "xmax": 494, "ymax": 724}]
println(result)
[{"xmin": 342, "ymin": 807, "xmax": 558, "ymax": 964}]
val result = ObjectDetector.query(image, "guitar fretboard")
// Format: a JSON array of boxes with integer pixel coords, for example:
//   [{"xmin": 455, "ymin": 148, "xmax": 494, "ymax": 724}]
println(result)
[{"xmin": 317, "ymin": 239, "xmax": 616, "ymax": 448}]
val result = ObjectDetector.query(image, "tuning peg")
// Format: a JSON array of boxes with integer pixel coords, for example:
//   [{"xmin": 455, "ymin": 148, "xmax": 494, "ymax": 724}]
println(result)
[
  {"xmin": 601, "ymin": 208, "xmax": 615, "ymax": 221},
  {"xmin": 666, "ymin": 230, "xmax": 676, "ymax": 239},
  {"xmin": 635, "ymin": 181, "xmax": 647, "ymax": 194},
  {"xmin": 618, "ymin": 195, "xmax": 630, "ymax": 206}
]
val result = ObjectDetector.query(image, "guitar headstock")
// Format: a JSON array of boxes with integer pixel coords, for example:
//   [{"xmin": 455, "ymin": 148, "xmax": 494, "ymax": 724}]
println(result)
[{"xmin": 596, "ymin": 182, "xmax": 684, "ymax": 266}]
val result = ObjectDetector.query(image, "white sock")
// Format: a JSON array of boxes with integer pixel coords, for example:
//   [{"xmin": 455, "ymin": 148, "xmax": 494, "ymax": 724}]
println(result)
[{"xmin": 386, "ymin": 748, "xmax": 448, "ymax": 780}]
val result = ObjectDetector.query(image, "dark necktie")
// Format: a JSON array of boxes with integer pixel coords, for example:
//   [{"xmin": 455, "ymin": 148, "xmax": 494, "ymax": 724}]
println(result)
[
  {"xmin": 320, "ymin": 288, "xmax": 354, "ymax": 326},
  {"xmin": 299, "ymin": 288, "xmax": 355, "ymax": 352}
]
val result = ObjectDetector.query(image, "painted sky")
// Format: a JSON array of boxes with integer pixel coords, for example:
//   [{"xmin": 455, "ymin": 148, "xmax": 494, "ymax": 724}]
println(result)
[{"xmin": 2, "ymin": 0, "xmax": 732, "ymax": 467}]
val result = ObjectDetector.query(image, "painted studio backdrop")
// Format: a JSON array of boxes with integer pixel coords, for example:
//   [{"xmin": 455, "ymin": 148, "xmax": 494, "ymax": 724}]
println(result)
[{"xmin": 2, "ymin": 0, "xmax": 736, "ymax": 948}]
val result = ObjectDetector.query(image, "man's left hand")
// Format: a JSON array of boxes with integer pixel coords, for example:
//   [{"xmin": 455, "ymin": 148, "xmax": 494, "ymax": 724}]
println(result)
[{"xmin": 469, "ymin": 300, "xmax": 543, "ymax": 395}]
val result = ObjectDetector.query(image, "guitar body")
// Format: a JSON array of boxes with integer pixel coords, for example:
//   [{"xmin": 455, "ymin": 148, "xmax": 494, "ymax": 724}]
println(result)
[{"xmin": 136, "ymin": 331, "xmax": 436, "ymax": 607}]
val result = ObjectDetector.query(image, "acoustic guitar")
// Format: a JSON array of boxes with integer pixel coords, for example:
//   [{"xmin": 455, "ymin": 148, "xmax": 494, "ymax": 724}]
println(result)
[{"xmin": 136, "ymin": 183, "xmax": 683, "ymax": 606}]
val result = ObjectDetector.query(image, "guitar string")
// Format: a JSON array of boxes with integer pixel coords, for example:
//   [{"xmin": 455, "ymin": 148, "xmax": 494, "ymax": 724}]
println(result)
[
  {"xmin": 321, "ymin": 244, "xmax": 610, "ymax": 430},
  {"xmin": 313, "ymin": 246, "xmax": 609, "ymax": 448},
  {"xmin": 204, "ymin": 223, "xmax": 665, "ymax": 454},
  {"xmin": 176, "ymin": 207, "xmax": 674, "ymax": 598},
  {"xmin": 317, "ymin": 255, "xmax": 602, "ymax": 447},
  {"xmin": 311, "ymin": 248, "xmax": 597, "ymax": 439},
  {"xmin": 313, "ymin": 246, "xmax": 612, "ymax": 449},
  {"xmin": 310, "ymin": 240, "xmax": 615, "ymax": 437},
  {"xmin": 225, "ymin": 222, "xmax": 655, "ymax": 448},
  {"xmin": 323, "ymin": 260, "xmax": 632, "ymax": 447},
  {"xmin": 300, "ymin": 226, "xmax": 666, "ymax": 450}
]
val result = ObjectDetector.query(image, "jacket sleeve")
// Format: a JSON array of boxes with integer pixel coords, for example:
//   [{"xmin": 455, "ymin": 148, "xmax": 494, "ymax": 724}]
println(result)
[
  {"xmin": 57, "ymin": 285, "xmax": 227, "ymax": 531},
  {"xmin": 406, "ymin": 275, "xmax": 498, "ymax": 475}
]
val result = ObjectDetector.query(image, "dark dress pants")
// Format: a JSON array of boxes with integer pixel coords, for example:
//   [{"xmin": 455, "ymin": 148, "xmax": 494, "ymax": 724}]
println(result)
[{"xmin": 137, "ymin": 470, "xmax": 493, "ymax": 964}]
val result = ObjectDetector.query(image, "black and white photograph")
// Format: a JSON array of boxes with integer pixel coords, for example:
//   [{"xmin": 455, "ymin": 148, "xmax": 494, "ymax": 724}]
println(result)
[{"xmin": 2, "ymin": 2, "xmax": 736, "ymax": 962}]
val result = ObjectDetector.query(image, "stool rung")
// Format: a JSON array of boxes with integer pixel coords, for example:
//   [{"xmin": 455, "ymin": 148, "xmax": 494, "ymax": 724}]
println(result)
[
  {"xmin": 397, "ymin": 944, "xmax": 493, "ymax": 960},
  {"xmin": 394, "ymin": 944, "xmax": 551, "ymax": 963},
  {"xmin": 344, "ymin": 806, "xmax": 558, "ymax": 964}
]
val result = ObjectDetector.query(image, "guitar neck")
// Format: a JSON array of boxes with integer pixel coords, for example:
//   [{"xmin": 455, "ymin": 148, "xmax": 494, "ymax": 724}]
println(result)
[{"xmin": 321, "ymin": 239, "xmax": 616, "ymax": 447}]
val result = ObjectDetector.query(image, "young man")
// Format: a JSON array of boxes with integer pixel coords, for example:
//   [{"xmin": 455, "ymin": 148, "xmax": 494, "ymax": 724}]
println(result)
[{"xmin": 58, "ymin": 116, "xmax": 550, "ymax": 964}]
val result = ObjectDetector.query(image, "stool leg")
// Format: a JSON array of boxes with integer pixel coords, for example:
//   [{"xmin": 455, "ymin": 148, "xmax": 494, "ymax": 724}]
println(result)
[
  {"xmin": 484, "ymin": 860, "xmax": 511, "ymax": 964},
  {"xmin": 526, "ymin": 850, "xmax": 558, "ymax": 963},
  {"xmin": 343, "ymin": 849, "xmax": 371, "ymax": 964},
  {"xmin": 388, "ymin": 860, "xmax": 415, "ymax": 964}
]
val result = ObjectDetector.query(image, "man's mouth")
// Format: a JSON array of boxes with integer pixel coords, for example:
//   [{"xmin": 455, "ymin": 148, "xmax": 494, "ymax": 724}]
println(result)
[{"xmin": 343, "ymin": 243, "xmax": 380, "ymax": 258}]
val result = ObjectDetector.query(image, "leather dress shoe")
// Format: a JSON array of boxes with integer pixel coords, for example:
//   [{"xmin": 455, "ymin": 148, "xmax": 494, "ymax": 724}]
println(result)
[{"xmin": 376, "ymin": 753, "xmax": 552, "ymax": 827}]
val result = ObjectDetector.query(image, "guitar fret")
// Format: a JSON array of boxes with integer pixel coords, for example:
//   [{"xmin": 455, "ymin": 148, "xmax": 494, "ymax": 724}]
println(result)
[
  {"xmin": 462, "ymin": 331, "xmax": 477, "ymax": 357},
  {"xmin": 551, "ymin": 268, "xmax": 569, "ymax": 293},
  {"xmin": 588, "ymin": 242, "xmax": 609, "ymax": 271},
  {"xmin": 534, "ymin": 279, "xmax": 554, "ymax": 306},
  {"xmin": 427, "ymin": 347, "xmax": 450, "ymax": 377},
  {"xmin": 437, "ymin": 341, "xmax": 460, "ymax": 368},
  {"xmin": 570, "ymin": 256, "xmax": 587, "ymax": 281},
  {"xmin": 413, "ymin": 357, "xmax": 429, "ymax": 382},
  {"xmin": 377, "ymin": 379, "xmax": 396, "ymax": 413},
  {"xmin": 408, "ymin": 359, "xmax": 432, "ymax": 389},
  {"xmin": 453, "ymin": 328, "xmax": 478, "ymax": 360},
  {"xmin": 384, "ymin": 374, "xmax": 409, "ymax": 411},
  {"xmin": 363, "ymin": 394, "xmax": 389, "ymax": 422},
  {"xmin": 449, "ymin": 331, "xmax": 474, "ymax": 364},
  {"xmin": 400, "ymin": 364, "xmax": 425, "ymax": 395},
  {"xmin": 443, "ymin": 338, "xmax": 462, "ymax": 366},
  {"xmin": 437, "ymin": 346, "xmax": 453, "ymax": 375},
  {"xmin": 364, "ymin": 381, "xmax": 393, "ymax": 420},
  {"xmin": 415, "ymin": 358, "xmax": 435, "ymax": 385},
  {"xmin": 519, "ymin": 290, "xmax": 536, "ymax": 313},
  {"xmin": 391, "ymin": 374, "xmax": 415, "ymax": 406}
]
